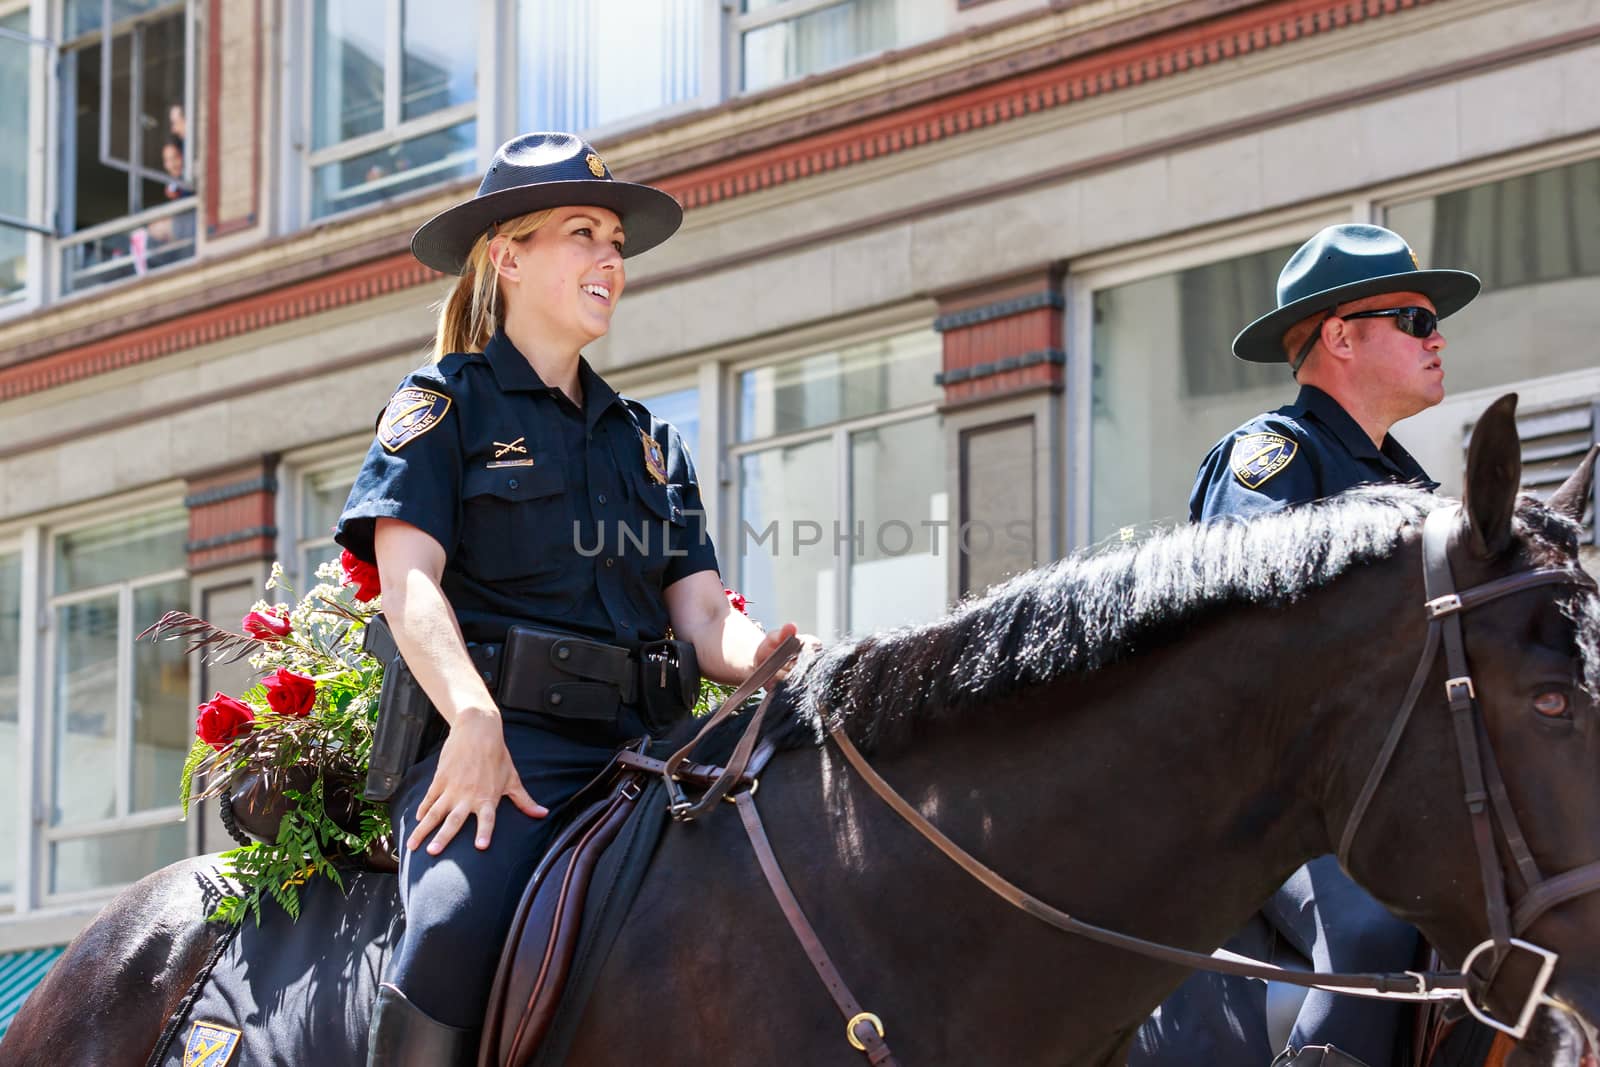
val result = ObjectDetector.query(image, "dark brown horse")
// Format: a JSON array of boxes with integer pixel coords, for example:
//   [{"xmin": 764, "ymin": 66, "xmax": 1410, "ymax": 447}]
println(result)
[{"xmin": 7, "ymin": 393, "xmax": 1600, "ymax": 1066}]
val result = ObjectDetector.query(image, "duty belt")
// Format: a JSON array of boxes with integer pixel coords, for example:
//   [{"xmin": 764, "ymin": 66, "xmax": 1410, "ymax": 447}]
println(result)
[{"xmin": 469, "ymin": 623, "xmax": 639, "ymax": 722}]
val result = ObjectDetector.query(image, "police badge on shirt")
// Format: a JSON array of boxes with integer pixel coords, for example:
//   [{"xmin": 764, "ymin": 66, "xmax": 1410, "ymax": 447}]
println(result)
[
  {"xmin": 378, "ymin": 387, "xmax": 451, "ymax": 453},
  {"xmin": 1229, "ymin": 432, "xmax": 1298, "ymax": 489}
]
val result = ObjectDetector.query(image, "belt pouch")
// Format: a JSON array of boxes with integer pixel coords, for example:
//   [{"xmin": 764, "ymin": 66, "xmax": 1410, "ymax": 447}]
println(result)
[
  {"xmin": 637, "ymin": 639, "xmax": 700, "ymax": 734},
  {"xmin": 500, "ymin": 624, "xmax": 620, "ymax": 722}
]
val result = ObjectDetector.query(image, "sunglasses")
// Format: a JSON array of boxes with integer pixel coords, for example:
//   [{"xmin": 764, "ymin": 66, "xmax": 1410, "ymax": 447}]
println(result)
[{"xmin": 1339, "ymin": 306, "xmax": 1440, "ymax": 338}]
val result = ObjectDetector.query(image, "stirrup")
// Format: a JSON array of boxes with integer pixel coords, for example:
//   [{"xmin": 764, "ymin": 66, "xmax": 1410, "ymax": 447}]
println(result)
[{"xmin": 1270, "ymin": 1045, "xmax": 1375, "ymax": 1067}]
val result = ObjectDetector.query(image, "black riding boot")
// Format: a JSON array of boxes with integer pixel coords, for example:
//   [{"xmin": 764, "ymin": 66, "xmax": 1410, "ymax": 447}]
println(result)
[
  {"xmin": 366, "ymin": 982, "xmax": 478, "ymax": 1067},
  {"xmin": 1270, "ymin": 1046, "xmax": 1375, "ymax": 1067}
]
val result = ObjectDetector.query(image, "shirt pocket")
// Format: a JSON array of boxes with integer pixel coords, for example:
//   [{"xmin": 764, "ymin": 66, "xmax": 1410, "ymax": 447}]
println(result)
[
  {"xmin": 459, "ymin": 464, "xmax": 572, "ymax": 581},
  {"xmin": 628, "ymin": 481, "xmax": 689, "ymax": 584}
]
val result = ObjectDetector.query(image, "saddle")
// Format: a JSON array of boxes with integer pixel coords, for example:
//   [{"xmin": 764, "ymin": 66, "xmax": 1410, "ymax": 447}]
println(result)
[{"xmin": 476, "ymin": 742, "xmax": 750, "ymax": 1067}]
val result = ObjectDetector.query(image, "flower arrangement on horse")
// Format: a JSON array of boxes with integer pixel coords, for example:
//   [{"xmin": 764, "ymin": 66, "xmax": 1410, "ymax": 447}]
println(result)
[
  {"xmin": 141, "ymin": 558, "xmax": 758, "ymax": 925},
  {"xmin": 141, "ymin": 549, "xmax": 390, "ymax": 925}
]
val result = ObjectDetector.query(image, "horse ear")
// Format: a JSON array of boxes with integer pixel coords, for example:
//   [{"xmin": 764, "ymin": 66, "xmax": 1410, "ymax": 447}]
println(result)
[
  {"xmin": 1463, "ymin": 393, "xmax": 1523, "ymax": 558},
  {"xmin": 1547, "ymin": 444, "xmax": 1598, "ymax": 524}
]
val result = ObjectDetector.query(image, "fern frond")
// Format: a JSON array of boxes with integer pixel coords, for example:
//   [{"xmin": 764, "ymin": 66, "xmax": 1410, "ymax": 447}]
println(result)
[{"xmin": 136, "ymin": 609, "xmax": 260, "ymax": 666}]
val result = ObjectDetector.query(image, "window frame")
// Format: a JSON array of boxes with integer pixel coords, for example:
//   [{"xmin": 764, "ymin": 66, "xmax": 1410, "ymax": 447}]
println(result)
[
  {"xmin": 277, "ymin": 439, "xmax": 368, "ymax": 593},
  {"xmin": 295, "ymin": 0, "xmax": 484, "ymax": 227},
  {"xmin": 726, "ymin": 0, "xmax": 926, "ymax": 96},
  {"xmin": 35, "ymin": 499, "xmax": 194, "ymax": 907},
  {"xmin": 1064, "ymin": 206, "xmax": 1352, "ymax": 551},
  {"xmin": 0, "ymin": 529, "xmax": 34, "ymax": 916},
  {"xmin": 47, "ymin": 0, "xmax": 200, "ymax": 302},
  {"xmin": 0, "ymin": 2, "xmax": 57, "ymax": 320},
  {"xmin": 724, "ymin": 314, "xmax": 944, "ymax": 638}
]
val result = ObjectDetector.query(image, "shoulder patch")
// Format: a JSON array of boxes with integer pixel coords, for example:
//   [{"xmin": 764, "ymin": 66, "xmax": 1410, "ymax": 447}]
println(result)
[
  {"xmin": 1229, "ymin": 432, "xmax": 1299, "ymax": 490},
  {"xmin": 182, "ymin": 1021, "xmax": 242, "ymax": 1066},
  {"xmin": 378, "ymin": 387, "xmax": 451, "ymax": 453}
]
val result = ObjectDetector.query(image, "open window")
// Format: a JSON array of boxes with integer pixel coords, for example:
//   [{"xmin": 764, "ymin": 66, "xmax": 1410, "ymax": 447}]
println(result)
[{"xmin": 56, "ymin": 0, "xmax": 197, "ymax": 296}]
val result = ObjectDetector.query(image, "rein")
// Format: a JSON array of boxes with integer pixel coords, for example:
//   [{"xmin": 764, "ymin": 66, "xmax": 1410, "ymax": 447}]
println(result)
[{"xmin": 658, "ymin": 506, "xmax": 1599, "ymax": 1060}]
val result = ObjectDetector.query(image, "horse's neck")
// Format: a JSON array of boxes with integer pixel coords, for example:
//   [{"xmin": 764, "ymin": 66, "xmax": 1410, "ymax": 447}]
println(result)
[{"xmin": 808, "ymin": 558, "xmax": 1420, "ymax": 959}]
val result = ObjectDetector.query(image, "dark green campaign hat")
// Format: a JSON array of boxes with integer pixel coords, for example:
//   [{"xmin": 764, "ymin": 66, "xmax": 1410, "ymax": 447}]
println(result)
[
  {"xmin": 411, "ymin": 132, "xmax": 682, "ymax": 275},
  {"xmin": 1232, "ymin": 224, "xmax": 1480, "ymax": 363}
]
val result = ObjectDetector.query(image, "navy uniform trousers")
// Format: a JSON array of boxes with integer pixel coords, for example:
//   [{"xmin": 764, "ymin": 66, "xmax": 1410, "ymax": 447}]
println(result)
[
  {"xmin": 1134, "ymin": 384, "xmax": 1432, "ymax": 1066},
  {"xmin": 384, "ymin": 709, "xmax": 650, "ymax": 1030}
]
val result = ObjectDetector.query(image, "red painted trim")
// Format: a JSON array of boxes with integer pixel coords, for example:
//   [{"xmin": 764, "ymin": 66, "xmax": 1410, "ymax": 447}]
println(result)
[
  {"xmin": 0, "ymin": 254, "xmax": 438, "ymax": 401},
  {"xmin": 651, "ymin": 0, "xmax": 1434, "ymax": 209}
]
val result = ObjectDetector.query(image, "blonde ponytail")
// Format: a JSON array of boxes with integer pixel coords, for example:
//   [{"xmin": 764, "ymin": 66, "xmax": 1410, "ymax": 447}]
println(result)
[{"xmin": 431, "ymin": 209, "xmax": 555, "ymax": 361}]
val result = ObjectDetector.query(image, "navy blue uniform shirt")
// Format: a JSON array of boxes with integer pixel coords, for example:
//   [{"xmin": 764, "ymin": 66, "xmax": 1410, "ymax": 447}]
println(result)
[
  {"xmin": 1189, "ymin": 385, "xmax": 1437, "ymax": 522},
  {"xmin": 335, "ymin": 330, "xmax": 719, "ymax": 646}
]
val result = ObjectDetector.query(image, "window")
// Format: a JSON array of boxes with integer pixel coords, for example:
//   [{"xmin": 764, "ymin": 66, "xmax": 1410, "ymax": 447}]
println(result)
[
  {"xmin": 0, "ymin": 546, "xmax": 21, "ymax": 907},
  {"xmin": 0, "ymin": 5, "xmax": 49, "ymax": 308},
  {"xmin": 632, "ymin": 385, "xmax": 702, "ymax": 477},
  {"xmin": 732, "ymin": 329, "xmax": 946, "ymax": 638},
  {"xmin": 1087, "ymin": 242, "xmax": 1299, "ymax": 540},
  {"xmin": 56, "ymin": 0, "xmax": 197, "ymax": 295},
  {"xmin": 1385, "ymin": 156, "xmax": 1600, "ymax": 394},
  {"xmin": 307, "ymin": 0, "xmax": 478, "ymax": 220},
  {"xmin": 294, "ymin": 459, "xmax": 362, "ymax": 587},
  {"xmin": 733, "ymin": 0, "xmax": 945, "ymax": 94},
  {"xmin": 44, "ymin": 506, "xmax": 189, "ymax": 898},
  {"xmin": 517, "ymin": 0, "xmax": 711, "ymax": 136},
  {"xmin": 1499, "ymin": 398, "xmax": 1598, "ymax": 573}
]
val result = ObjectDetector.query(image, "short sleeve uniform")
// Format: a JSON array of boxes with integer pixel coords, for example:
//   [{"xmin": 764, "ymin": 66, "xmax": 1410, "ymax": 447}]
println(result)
[
  {"xmin": 335, "ymin": 330, "xmax": 719, "ymax": 646},
  {"xmin": 1188, "ymin": 385, "xmax": 1437, "ymax": 523}
]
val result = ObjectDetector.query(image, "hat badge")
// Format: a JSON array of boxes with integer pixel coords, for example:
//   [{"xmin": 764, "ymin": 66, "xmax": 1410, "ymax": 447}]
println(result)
[
  {"xmin": 586, "ymin": 153, "xmax": 607, "ymax": 178},
  {"xmin": 1407, "ymin": 246, "xmax": 1420, "ymax": 270}
]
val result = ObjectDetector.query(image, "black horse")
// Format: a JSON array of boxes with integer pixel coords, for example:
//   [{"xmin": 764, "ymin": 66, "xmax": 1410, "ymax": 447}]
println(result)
[{"xmin": 7, "ymin": 393, "xmax": 1600, "ymax": 1066}]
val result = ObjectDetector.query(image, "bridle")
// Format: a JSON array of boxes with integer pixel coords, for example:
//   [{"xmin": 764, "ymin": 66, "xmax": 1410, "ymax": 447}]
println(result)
[
  {"xmin": 1333, "ymin": 504, "xmax": 1600, "ymax": 1038},
  {"xmin": 642, "ymin": 504, "xmax": 1600, "ymax": 1062}
]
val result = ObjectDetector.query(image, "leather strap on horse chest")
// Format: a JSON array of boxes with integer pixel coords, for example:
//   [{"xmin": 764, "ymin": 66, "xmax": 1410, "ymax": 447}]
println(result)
[{"xmin": 734, "ymin": 791, "xmax": 897, "ymax": 1065}]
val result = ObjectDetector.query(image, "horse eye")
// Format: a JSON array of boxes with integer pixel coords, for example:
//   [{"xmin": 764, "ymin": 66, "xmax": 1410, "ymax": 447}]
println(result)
[{"xmin": 1532, "ymin": 691, "xmax": 1569, "ymax": 718}]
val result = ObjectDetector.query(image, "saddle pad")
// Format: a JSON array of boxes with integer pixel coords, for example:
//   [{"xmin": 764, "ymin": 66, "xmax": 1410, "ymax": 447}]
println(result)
[
  {"xmin": 146, "ymin": 867, "xmax": 403, "ymax": 1067},
  {"xmin": 526, "ymin": 776, "xmax": 667, "ymax": 1067}
]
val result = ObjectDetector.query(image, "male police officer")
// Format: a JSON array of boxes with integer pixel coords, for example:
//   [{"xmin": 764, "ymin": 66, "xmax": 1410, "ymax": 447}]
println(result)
[{"xmin": 1154, "ymin": 224, "xmax": 1481, "ymax": 1067}]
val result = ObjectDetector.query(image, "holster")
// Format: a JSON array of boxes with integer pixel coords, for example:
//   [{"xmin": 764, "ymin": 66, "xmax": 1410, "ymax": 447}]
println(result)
[
  {"xmin": 363, "ymin": 615, "xmax": 434, "ymax": 803},
  {"xmin": 638, "ymin": 638, "xmax": 700, "ymax": 734}
]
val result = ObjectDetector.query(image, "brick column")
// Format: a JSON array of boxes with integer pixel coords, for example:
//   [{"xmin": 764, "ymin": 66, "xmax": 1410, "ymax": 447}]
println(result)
[
  {"xmin": 185, "ymin": 458, "xmax": 277, "ymax": 572},
  {"xmin": 934, "ymin": 269, "xmax": 1064, "ymax": 408}
]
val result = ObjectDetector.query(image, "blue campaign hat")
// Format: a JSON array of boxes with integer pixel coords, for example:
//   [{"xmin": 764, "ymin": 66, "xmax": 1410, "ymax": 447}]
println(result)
[
  {"xmin": 1232, "ymin": 224, "xmax": 1481, "ymax": 363},
  {"xmin": 410, "ymin": 132, "xmax": 683, "ymax": 275}
]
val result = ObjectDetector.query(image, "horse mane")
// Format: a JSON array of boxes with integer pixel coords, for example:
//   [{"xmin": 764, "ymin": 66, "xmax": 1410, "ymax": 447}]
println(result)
[{"xmin": 771, "ymin": 484, "xmax": 1460, "ymax": 755}]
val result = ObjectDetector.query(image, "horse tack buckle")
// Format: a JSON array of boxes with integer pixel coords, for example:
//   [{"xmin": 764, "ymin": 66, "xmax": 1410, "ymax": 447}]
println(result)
[
  {"xmin": 1426, "ymin": 593, "xmax": 1464, "ymax": 618},
  {"xmin": 1460, "ymin": 938, "xmax": 1559, "ymax": 1039},
  {"xmin": 846, "ymin": 1011, "xmax": 886, "ymax": 1051}
]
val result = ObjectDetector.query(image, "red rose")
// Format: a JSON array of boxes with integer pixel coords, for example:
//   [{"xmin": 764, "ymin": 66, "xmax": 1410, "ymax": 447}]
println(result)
[
  {"xmin": 725, "ymin": 588, "xmax": 748, "ymax": 615},
  {"xmin": 262, "ymin": 668, "xmax": 316, "ymax": 718},
  {"xmin": 242, "ymin": 606, "xmax": 291, "ymax": 640},
  {"xmin": 196, "ymin": 692, "xmax": 255, "ymax": 750},
  {"xmin": 340, "ymin": 549, "xmax": 381, "ymax": 602}
]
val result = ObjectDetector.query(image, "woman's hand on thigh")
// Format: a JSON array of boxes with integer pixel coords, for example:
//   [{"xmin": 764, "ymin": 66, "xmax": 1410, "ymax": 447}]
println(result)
[{"xmin": 407, "ymin": 709, "xmax": 546, "ymax": 854}]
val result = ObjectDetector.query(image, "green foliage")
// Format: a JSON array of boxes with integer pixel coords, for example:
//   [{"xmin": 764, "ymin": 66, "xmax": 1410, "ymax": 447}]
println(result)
[{"xmin": 147, "ymin": 559, "xmax": 392, "ymax": 924}]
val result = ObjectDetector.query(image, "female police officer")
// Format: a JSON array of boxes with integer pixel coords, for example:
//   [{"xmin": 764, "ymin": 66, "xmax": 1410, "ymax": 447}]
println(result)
[{"xmin": 335, "ymin": 132, "xmax": 800, "ymax": 1066}]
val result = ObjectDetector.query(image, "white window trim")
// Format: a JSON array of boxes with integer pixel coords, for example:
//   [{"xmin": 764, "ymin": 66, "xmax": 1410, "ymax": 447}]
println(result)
[
  {"xmin": 0, "ymin": 529, "xmax": 34, "ymax": 916},
  {"xmin": 0, "ymin": 3, "xmax": 57, "ymax": 321},
  {"xmin": 297, "ymin": 0, "xmax": 482, "ymax": 227},
  {"xmin": 36, "ymin": 501, "xmax": 190, "ymax": 907},
  {"xmin": 506, "ymin": 0, "xmax": 724, "ymax": 148},
  {"xmin": 723, "ymin": 312, "xmax": 943, "ymax": 637},
  {"xmin": 276, "ymin": 438, "xmax": 368, "ymax": 590}
]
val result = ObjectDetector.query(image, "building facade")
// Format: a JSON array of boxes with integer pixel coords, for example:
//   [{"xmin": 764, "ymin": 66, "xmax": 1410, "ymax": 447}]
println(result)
[{"xmin": 1, "ymin": 0, "xmax": 1597, "ymax": 1028}]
